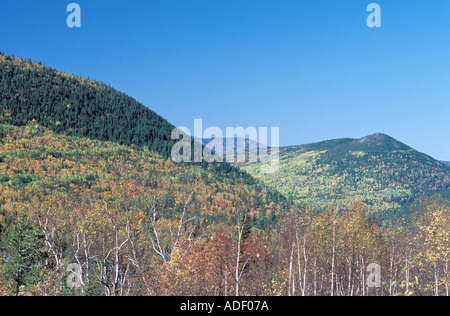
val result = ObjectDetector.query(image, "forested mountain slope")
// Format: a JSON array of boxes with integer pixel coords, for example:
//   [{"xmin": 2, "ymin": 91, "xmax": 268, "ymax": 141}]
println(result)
[
  {"xmin": 0, "ymin": 54, "xmax": 449, "ymax": 296},
  {"xmin": 0, "ymin": 123, "xmax": 288, "ymax": 230},
  {"xmin": 0, "ymin": 52, "xmax": 266, "ymax": 184},
  {"xmin": 0, "ymin": 52, "xmax": 292, "ymax": 234},
  {"xmin": 0, "ymin": 124, "xmax": 290, "ymax": 293},
  {"xmin": 2, "ymin": 125, "xmax": 448, "ymax": 297},
  {"xmin": 0, "ymin": 53, "xmax": 177, "ymax": 157},
  {"xmin": 241, "ymin": 133, "xmax": 450, "ymax": 215}
]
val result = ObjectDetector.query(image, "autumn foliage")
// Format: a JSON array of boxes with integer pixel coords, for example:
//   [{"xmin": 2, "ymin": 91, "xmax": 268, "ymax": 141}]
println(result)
[{"xmin": 0, "ymin": 124, "xmax": 449, "ymax": 296}]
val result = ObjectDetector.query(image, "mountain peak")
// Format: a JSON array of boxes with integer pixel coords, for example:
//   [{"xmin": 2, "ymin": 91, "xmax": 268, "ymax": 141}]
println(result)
[
  {"xmin": 363, "ymin": 132, "xmax": 390, "ymax": 139},
  {"xmin": 242, "ymin": 131, "xmax": 450, "ymax": 215},
  {"xmin": 356, "ymin": 133, "xmax": 411, "ymax": 151}
]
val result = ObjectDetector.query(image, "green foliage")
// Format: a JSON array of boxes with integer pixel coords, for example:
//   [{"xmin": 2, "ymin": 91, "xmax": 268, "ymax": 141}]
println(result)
[
  {"xmin": 392, "ymin": 262, "xmax": 420, "ymax": 297},
  {"xmin": 242, "ymin": 134, "xmax": 450, "ymax": 216},
  {"xmin": 0, "ymin": 53, "xmax": 176, "ymax": 158},
  {"xmin": 440, "ymin": 188, "xmax": 450, "ymax": 201},
  {"xmin": 0, "ymin": 52, "xmax": 261, "ymax": 188},
  {"xmin": 3, "ymin": 213, "xmax": 47, "ymax": 295},
  {"xmin": 0, "ymin": 174, "xmax": 10, "ymax": 183}
]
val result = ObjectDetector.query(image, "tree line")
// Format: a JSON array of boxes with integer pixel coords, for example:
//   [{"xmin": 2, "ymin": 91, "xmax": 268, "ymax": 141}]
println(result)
[{"xmin": 1, "ymin": 193, "xmax": 448, "ymax": 296}]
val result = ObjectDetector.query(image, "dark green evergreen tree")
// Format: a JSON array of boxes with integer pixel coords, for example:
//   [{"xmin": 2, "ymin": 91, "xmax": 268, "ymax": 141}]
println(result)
[{"xmin": 4, "ymin": 213, "xmax": 47, "ymax": 296}]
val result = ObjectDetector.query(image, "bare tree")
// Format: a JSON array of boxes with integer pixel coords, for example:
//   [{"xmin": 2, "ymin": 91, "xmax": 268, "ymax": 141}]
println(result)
[{"xmin": 147, "ymin": 181, "xmax": 204, "ymax": 264}]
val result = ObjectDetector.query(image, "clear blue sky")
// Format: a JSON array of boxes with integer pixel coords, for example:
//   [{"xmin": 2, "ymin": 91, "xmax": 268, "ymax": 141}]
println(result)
[{"xmin": 1, "ymin": 1, "xmax": 450, "ymax": 160}]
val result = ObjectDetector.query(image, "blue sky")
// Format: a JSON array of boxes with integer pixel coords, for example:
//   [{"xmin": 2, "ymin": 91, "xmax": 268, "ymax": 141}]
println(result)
[{"xmin": 1, "ymin": 1, "xmax": 450, "ymax": 160}]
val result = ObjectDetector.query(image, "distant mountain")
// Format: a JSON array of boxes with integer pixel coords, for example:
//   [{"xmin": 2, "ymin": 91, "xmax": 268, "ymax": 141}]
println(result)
[
  {"xmin": 241, "ymin": 133, "xmax": 450, "ymax": 215},
  {"xmin": 440, "ymin": 161, "xmax": 450, "ymax": 166},
  {"xmin": 202, "ymin": 137, "xmax": 267, "ymax": 156}
]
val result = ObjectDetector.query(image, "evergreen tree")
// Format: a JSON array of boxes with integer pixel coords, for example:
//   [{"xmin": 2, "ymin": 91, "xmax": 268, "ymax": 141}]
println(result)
[{"xmin": 4, "ymin": 214, "xmax": 47, "ymax": 296}]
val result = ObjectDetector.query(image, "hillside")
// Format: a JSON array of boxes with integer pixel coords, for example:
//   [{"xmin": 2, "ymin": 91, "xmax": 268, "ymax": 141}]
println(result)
[
  {"xmin": 0, "ymin": 53, "xmax": 298, "ymax": 296},
  {"xmin": 0, "ymin": 54, "xmax": 448, "ymax": 296},
  {"xmin": 0, "ymin": 123, "xmax": 286, "ymax": 230},
  {"xmin": 0, "ymin": 53, "xmax": 177, "ymax": 157},
  {"xmin": 0, "ymin": 52, "xmax": 266, "ymax": 184},
  {"xmin": 0, "ymin": 123, "xmax": 294, "ymax": 295},
  {"xmin": 0, "ymin": 49, "xmax": 291, "ymax": 230},
  {"xmin": 241, "ymin": 133, "xmax": 450, "ymax": 215}
]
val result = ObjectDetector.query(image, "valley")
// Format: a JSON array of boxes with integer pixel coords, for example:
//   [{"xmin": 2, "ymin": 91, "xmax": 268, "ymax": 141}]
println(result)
[{"xmin": 0, "ymin": 53, "xmax": 449, "ymax": 297}]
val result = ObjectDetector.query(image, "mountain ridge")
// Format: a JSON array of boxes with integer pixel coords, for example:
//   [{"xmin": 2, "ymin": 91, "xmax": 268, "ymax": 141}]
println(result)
[
  {"xmin": 0, "ymin": 50, "xmax": 294, "ymax": 244},
  {"xmin": 0, "ymin": 52, "xmax": 177, "ymax": 157},
  {"xmin": 241, "ymin": 133, "xmax": 450, "ymax": 215},
  {"xmin": 201, "ymin": 137, "xmax": 267, "ymax": 155},
  {"xmin": 283, "ymin": 133, "xmax": 412, "ymax": 152},
  {"xmin": 0, "ymin": 52, "xmax": 273, "ymax": 186}
]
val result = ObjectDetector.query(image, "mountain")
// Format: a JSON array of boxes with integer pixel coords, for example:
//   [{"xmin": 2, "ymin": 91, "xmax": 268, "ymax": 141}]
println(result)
[
  {"xmin": 201, "ymin": 137, "xmax": 267, "ymax": 156},
  {"xmin": 0, "ymin": 52, "xmax": 263, "ymax": 184},
  {"xmin": 0, "ymin": 53, "xmax": 448, "ymax": 297},
  {"xmin": 0, "ymin": 52, "xmax": 291, "ymax": 223},
  {"xmin": 240, "ymin": 133, "xmax": 450, "ymax": 215},
  {"xmin": 0, "ymin": 52, "xmax": 177, "ymax": 157},
  {"xmin": 0, "ymin": 123, "xmax": 287, "ymax": 230},
  {"xmin": 0, "ymin": 54, "xmax": 297, "ymax": 296}
]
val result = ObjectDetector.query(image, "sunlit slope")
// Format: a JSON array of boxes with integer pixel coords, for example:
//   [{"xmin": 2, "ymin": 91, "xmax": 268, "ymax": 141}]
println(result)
[
  {"xmin": 0, "ymin": 124, "xmax": 289, "ymax": 232},
  {"xmin": 241, "ymin": 133, "xmax": 450, "ymax": 214}
]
